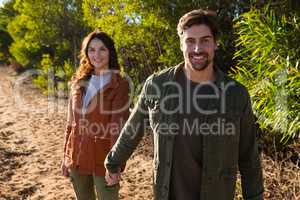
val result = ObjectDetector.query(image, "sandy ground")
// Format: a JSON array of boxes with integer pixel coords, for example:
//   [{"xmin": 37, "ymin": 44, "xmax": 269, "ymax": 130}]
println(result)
[{"xmin": 0, "ymin": 66, "xmax": 153, "ymax": 200}]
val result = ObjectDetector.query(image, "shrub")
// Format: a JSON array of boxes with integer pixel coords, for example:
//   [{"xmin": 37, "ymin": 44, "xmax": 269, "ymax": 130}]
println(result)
[{"xmin": 232, "ymin": 7, "xmax": 300, "ymax": 143}]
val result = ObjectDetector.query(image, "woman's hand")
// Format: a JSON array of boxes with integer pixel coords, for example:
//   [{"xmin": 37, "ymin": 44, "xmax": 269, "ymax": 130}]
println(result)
[{"xmin": 61, "ymin": 161, "xmax": 70, "ymax": 177}]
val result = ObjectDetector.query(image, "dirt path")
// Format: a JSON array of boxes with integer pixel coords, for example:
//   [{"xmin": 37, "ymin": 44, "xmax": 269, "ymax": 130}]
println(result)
[{"xmin": 0, "ymin": 66, "xmax": 153, "ymax": 200}]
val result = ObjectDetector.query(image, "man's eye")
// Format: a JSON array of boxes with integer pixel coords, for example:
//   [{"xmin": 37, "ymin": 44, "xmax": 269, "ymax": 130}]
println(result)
[
  {"xmin": 202, "ymin": 40, "xmax": 209, "ymax": 44},
  {"xmin": 202, "ymin": 38, "xmax": 212, "ymax": 44},
  {"xmin": 186, "ymin": 39, "xmax": 194, "ymax": 44}
]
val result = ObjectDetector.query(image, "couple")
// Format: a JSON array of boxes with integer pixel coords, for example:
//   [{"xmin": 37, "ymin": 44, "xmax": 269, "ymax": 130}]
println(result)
[{"xmin": 61, "ymin": 9, "xmax": 264, "ymax": 200}]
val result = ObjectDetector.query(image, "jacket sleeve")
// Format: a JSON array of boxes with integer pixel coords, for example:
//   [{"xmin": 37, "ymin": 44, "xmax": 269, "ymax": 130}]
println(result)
[
  {"xmin": 63, "ymin": 95, "xmax": 73, "ymax": 160},
  {"xmin": 109, "ymin": 79, "xmax": 130, "ymax": 146},
  {"xmin": 239, "ymin": 91, "xmax": 264, "ymax": 200},
  {"xmin": 104, "ymin": 77, "xmax": 150, "ymax": 173}
]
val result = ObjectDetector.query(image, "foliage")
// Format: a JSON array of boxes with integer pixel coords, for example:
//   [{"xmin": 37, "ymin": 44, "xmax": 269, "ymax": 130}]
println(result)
[
  {"xmin": 6, "ymin": 0, "xmax": 89, "ymax": 94},
  {"xmin": 0, "ymin": 0, "xmax": 15, "ymax": 62},
  {"xmin": 32, "ymin": 54, "xmax": 52, "ymax": 94},
  {"xmin": 3, "ymin": 0, "xmax": 274, "ymax": 90},
  {"xmin": 8, "ymin": 0, "xmax": 87, "ymax": 65},
  {"xmin": 232, "ymin": 7, "xmax": 300, "ymax": 143},
  {"xmin": 82, "ymin": 0, "xmax": 252, "ymax": 87},
  {"xmin": 82, "ymin": 0, "xmax": 173, "ymax": 86},
  {"xmin": 33, "ymin": 54, "xmax": 75, "ymax": 96},
  {"xmin": 56, "ymin": 59, "xmax": 75, "ymax": 94}
]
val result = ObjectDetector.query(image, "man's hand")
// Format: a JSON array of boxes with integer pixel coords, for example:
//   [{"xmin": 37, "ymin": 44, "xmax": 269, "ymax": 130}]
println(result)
[{"xmin": 105, "ymin": 169, "xmax": 121, "ymax": 186}]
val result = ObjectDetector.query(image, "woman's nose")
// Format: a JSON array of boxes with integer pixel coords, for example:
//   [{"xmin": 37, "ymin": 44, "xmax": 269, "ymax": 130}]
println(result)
[{"xmin": 95, "ymin": 50, "xmax": 102, "ymax": 57}]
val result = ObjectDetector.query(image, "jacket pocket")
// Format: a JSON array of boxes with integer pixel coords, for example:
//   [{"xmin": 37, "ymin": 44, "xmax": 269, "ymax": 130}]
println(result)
[{"xmin": 64, "ymin": 133, "xmax": 80, "ymax": 167}]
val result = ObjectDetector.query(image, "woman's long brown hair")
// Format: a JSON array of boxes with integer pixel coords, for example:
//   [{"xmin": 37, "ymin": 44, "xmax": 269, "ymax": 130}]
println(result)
[{"xmin": 71, "ymin": 30, "xmax": 120, "ymax": 88}]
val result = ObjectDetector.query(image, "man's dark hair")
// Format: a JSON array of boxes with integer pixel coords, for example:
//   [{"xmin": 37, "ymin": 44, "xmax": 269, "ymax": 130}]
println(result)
[{"xmin": 177, "ymin": 9, "xmax": 219, "ymax": 41}]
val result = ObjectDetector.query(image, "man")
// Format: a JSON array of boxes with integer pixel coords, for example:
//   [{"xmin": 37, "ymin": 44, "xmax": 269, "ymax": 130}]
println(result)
[{"xmin": 105, "ymin": 9, "xmax": 264, "ymax": 200}]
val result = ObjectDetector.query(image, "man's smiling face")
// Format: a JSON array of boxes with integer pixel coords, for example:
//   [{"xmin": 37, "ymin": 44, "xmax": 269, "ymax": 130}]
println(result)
[{"xmin": 180, "ymin": 24, "xmax": 217, "ymax": 71}]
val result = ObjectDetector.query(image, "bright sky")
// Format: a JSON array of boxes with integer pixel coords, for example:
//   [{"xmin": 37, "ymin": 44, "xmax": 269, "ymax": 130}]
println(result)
[{"xmin": 0, "ymin": 0, "xmax": 8, "ymax": 7}]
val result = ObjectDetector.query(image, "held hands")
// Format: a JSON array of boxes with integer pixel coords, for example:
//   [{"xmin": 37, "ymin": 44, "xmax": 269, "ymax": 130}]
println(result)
[
  {"xmin": 61, "ymin": 161, "xmax": 70, "ymax": 177},
  {"xmin": 105, "ymin": 168, "xmax": 121, "ymax": 186}
]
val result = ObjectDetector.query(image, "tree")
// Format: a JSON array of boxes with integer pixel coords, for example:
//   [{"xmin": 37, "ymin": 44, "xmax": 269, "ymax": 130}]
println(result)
[
  {"xmin": 0, "ymin": 0, "xmax": 15, "ymax": 62},
  {"xmin": 7, "ymin": 0, "xmax": 90, "ymax": 94},
  {"xmin": 8, "ymin": 0, "xmax": 88, "ymax": 66},
  {"xmin": 82, "ymin": 0, "xmax": 254, "ymax": 87},
  {"xmin": 82, "ymin": 0, "xmax": 173, "ymax": 86}
]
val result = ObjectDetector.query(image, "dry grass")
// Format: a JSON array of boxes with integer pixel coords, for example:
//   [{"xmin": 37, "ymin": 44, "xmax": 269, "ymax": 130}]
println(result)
[
  {"xmin": 235, "ymin": 139, "xmax": 300, "ymax": 200},
  {"xmin": 262, "ymin": 153, "xmax": 300, "ymax": 199}
]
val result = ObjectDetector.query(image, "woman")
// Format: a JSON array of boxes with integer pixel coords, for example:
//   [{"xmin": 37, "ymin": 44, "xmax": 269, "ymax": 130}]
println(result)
[{"xmin": 61, "ymin": 30, "xmax": 129, "ymax": 200}]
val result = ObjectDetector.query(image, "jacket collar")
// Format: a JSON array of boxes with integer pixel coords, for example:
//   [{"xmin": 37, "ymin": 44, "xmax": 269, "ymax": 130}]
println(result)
[
  {"xmin": 170, "ymin": 62, "xmax": 227, "ymax": 90},
  {"xmin": 72, "ymin": 71, "xmax": 121, "ymax": 98},
  {"xmin": 103, "ymin": 71, "xmax": 120, "ymax": 90}
]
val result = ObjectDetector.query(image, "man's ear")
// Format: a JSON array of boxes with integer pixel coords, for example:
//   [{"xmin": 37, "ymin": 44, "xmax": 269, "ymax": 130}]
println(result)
[{"xmin": 214, "ymin": 40, "xmax": 219, "ymax": 50}]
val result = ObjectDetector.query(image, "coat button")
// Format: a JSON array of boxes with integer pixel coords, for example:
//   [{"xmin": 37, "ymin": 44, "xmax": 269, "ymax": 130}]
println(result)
[
  {"xmin": 167, "ymin": 161, "xmax": 171, "ymax": 167},
  {"xmin": 164, "ymin": 185, "xmax": 168, "ymax": 190}
]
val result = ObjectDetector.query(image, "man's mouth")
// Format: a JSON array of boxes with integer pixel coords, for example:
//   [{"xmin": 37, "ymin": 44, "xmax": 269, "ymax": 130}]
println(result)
[
  {"xmin": 190, "ymin": 53, "xmax": 207, "ymax": 62},
  {"xmin": 193, "ymin": 55, "xmax": 205, "ymax": 60}
]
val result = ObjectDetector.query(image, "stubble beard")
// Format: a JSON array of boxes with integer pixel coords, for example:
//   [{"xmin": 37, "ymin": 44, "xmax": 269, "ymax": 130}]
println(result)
[{"xmin": 188, "ymin": 53, "xmax": 211, "ymax": 71}]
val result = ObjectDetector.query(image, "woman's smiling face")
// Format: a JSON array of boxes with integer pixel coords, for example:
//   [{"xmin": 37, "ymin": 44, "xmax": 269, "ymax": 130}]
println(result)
[{"xmin": 87, "ymin": 38, "xmax": 110, "ymax": 73}]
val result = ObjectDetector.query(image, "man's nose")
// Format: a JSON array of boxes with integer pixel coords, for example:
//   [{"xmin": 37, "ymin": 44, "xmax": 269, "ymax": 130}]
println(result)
[{"xmin": 193, "ymin": 42, "xmax": 202, "ymax": 53}]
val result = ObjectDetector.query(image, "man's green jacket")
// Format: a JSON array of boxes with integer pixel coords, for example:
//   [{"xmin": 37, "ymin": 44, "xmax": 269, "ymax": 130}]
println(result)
[{"xmin": 105, "ymin": 63, "xmax": 264, "ymax": 200}]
